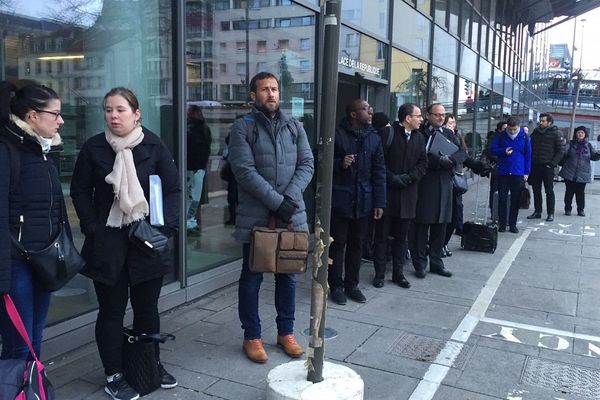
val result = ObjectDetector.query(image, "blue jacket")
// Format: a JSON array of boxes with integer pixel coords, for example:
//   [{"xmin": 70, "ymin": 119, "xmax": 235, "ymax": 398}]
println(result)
[
  {"xmin": 331, "ymin": 118, "xmax": 386, "ymax": 219},
  {"xmin": 490, "ymin": 128, "xmax": 531, "ymax": 176}
]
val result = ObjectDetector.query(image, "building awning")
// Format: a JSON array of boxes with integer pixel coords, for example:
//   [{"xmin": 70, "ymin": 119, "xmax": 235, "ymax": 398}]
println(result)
[{"xmin": 496, "ymin": 0, "xmax": 600, "ymax": 35}]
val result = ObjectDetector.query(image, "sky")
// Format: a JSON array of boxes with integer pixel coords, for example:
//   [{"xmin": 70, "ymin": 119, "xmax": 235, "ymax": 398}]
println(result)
[{"xmin": 547, "ymin": 7, "xmax": 600, "ymax": 70}]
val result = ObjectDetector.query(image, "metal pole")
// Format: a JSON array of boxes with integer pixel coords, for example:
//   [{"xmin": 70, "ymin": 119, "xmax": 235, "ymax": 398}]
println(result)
[
  {"xmin": 307, "ymin": 0, "xmax": 341, "ymax": 384},
  {"xmin": 245, "ymin": 3, "xmax": 250, "ymax": 95},
  {"xmin": 569, "ymin": 70, "xmax": 582, "ymax": 141}
]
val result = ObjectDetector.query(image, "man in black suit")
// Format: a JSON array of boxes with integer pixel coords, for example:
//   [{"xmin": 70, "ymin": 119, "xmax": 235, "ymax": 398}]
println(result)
[{"xmin": 372, "ymin": 103, "xmax": 427, "ymax": 288}]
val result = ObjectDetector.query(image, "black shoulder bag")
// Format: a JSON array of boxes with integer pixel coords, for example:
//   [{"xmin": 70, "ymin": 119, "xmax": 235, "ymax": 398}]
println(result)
[
  {"xmin": 6, "ymin": 139, "xmax": 85, "ymax": 292},
  {"xmin": 11, "ymin": 200, "xmax": 85, "ymax": 292}
]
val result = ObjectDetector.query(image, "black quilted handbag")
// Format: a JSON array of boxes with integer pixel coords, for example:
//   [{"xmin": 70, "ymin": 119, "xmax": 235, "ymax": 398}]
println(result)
[
  {"xmin": 122, "ymin": 328, "xmax": 175, "ymax": 395},
  {"xmin": 128, "ymin": 219, "xmax": 169, "ymax": 258}
]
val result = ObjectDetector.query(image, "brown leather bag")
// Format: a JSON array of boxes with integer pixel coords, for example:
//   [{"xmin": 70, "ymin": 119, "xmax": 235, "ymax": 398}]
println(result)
[{"xmin": 249, "ymin": 217, "xmax": 309, "ymax": 274}]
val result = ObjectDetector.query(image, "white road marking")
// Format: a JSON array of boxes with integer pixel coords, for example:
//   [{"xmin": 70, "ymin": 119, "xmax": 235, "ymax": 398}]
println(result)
[
  {"xmin": 480, "ymin": 317, "xmax": 600, "ymax": 344},
  {"xmin": 408, "ymin": 229, "xmax": 532, "ymax": 400}
]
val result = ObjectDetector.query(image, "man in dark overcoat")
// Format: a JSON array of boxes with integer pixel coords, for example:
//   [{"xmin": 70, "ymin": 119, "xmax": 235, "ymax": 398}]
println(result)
[
  {"xmin": 412, "ymin": 103, "xmax": 468, "ymax": 279},
  {"xmin": 372, "ymin": 103, "xmax": 427, "ymax": 289},
  {"xmin": 329, "ymin": 98, "xmax": 386, "ymax": 305}
]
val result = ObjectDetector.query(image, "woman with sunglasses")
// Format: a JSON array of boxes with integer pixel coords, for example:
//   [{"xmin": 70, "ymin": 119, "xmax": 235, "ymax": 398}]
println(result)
[{"xmin": 0, "ymin": 81, "xmax": 69, "ymax": 361}]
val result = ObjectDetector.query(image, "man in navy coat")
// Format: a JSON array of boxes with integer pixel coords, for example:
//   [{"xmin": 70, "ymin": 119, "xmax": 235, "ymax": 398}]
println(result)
[{"xmin": 329, "ymin": 98, "xmax": 386, "ymax": 305}]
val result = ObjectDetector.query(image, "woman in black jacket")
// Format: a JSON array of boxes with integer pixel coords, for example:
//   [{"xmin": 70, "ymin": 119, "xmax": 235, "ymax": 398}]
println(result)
[
  {"xmin": 70, "ymin": 87, "xmax": 181, "ymax": 400},
  {"xmin": 0, "ymin": 82, "xmax": 67, "ymax": 360}
]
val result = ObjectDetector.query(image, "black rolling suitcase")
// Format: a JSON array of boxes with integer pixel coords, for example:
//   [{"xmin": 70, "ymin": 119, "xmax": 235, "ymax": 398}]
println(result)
[{"xmin": 461, "ymin": 176, "xmax": 498, "ymax": 254}]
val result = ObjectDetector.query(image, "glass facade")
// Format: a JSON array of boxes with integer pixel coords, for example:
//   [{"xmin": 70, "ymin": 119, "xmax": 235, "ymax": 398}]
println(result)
[
  {"xmin": 1, "ymin": 0, "xmax": 175, "ymax": 325},
  {"xmin": 0, "ymin": 0, "xmax": 553, "ymax": 346},
  {"xmin": 184, "ymin": 0, "xmax": 317, "ymax": 276}
]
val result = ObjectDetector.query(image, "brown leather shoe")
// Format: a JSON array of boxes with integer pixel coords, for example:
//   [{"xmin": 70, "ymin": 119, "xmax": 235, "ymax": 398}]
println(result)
[
  {"xmin": 277, "ymin": 335, "xmax": 304, "ymax": 358},
  {"xmin": 243, "ymin": 339, "xmax": 268, "ymax": 363}
]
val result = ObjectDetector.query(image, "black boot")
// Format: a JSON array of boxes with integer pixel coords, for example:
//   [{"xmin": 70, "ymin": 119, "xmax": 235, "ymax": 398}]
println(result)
[{"xmin": 392, "ymin": 245, "xmax": 410, "ymax": 289}]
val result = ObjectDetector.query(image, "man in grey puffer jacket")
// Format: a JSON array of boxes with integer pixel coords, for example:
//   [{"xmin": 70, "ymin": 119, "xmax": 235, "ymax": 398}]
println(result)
[{"xmin": 228, "ymin": 72, "xmax": 314, "ymax": 364}]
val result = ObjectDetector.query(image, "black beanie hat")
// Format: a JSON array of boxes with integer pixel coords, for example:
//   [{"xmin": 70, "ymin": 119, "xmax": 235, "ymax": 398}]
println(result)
[
  {"xmin": 574, "ymin": 125, "xmax": 588, "ymax": 137},
  {"xmin": 371, "ymin": 112, "xmax": 390, "ymax": 129}
]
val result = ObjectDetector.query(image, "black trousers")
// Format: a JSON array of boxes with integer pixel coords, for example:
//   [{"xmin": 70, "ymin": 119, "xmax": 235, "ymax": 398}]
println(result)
[
  {"xmin": 328, "ymin": 214, "xmax": 368, "ymax": 290},
  {"xmin": 373, "ymin": 216, "xmax": 411, "ymax": 279},
  {"xmin": 94, "ymin": 269, "xmax": 163, "ymax": 376},
  {"xmin": 488, "ymin": 171, "xmax": 497, "ymax": 213},
  {"xmin": 497, "ymin": 175, "xmax": 524, "ymax": 228},
  {"xmin": 564, "ymin": 180, "xmax": 586, "ymax": 212},
  {"xmin": 529, "ymin": 164, "xmax": 556, "ymax": 214},
  {"xmin": 444, "ymin": 197, "xmax": 464, "ymax": 245},
  {"xmin": 411, "ymin": 222, "xmax": 446, "ymax": 272}
]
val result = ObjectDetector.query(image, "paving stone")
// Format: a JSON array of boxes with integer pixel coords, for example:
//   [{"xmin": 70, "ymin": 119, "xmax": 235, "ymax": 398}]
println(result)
[
  {"xmin": 357, "ymin": 292, "xmax": 469, "ymax": 330},
  {"xmin": 577, "ymin": 292, "xmax": 600, "ymax": 320},
  {"xmin": 204, "ymin": 379, "xmax": 266, "ymax": 399},
  {"xmin": 351, "ymin": 363, "xmax": 419, "ymax": 400},
  {"xmin": 492, "ymin": 285, "xmax": 578, "ymax": 316},
  {"xmin": 432, "ymin": 385, "xmax": 504, "ymax": 399},
  {"xmin": 54, "ymin": 379, "xmax": 101, "ymax": 400},
  {"xmin": 454, "ymin": 346, "xmax": 527, "ymax": 398}
]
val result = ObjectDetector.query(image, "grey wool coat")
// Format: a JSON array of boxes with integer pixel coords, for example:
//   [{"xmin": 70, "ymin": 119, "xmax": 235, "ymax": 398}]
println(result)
[
  {"xmin": 228, "ymin": 108, "xmax": 314, "ymax": 243},
  {"xmin": 559, "ymin": 139, "xmax": 600, "ymax": 183}
]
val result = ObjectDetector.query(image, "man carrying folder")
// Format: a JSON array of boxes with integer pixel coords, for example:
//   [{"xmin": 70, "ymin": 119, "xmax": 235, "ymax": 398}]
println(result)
[{"xmin": 412, "ymin": 103, "xmax": 486, "ymax": 279}]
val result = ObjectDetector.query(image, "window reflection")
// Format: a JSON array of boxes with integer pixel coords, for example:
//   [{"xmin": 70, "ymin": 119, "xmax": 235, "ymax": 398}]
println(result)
[
  {"xmin": 184, "ymin": 0, "xmax": 317, "ymax": 276},
  {"xmin": 393, "ymin": 1, "xmax": 431, "ymax": 60},
  {"xmin": 460, "ymin": 46, "xmax": 477, "ymax": 82},
  {"xmin": 433, "ymin": 26, "xmax": 458, "ymax": 72},
  {"xmin": 430, "ymin": 66, "xmax": 455, "ymax": 113},
  {"xmin": 390, "ymin": 49, "xmax": 428, "ymax": 117},
  {"xmin": 457, "ymin": 77, "xmax": 479, "ymax": 154},
  {"xmin": 341, "ymin": 0, "xmax": 389, "ymax": 38},
  {"xmin": 1, "ymin": 0, "xmax": 174, "ymax": 325}
]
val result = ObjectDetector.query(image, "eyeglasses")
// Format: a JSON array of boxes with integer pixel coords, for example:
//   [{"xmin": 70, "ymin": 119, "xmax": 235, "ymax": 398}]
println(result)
[
  {"xmin": 429, "ymin": 112, "xmax": 446, "ymax": 118},
  {"xmin": 35, "ymin": 109, "xmax": 62, "ymax": 120},
  {"xmin": 354, "ymin": 106, "xmax": 373, "ymax": 114}
]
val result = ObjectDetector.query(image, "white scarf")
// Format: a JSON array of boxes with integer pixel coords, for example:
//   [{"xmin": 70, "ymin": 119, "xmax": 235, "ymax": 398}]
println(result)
[{"xmin": 104, "ymin": 126, "xmax": 148, "ymax": 227}]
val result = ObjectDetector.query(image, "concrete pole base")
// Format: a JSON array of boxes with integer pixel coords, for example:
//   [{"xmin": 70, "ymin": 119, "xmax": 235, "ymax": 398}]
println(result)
[{"xmin": 266, "ymin": 360, "xmax": 364, "ymax": 400}]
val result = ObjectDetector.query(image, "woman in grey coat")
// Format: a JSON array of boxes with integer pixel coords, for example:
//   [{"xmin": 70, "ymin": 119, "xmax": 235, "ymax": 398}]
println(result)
[{"xmin": 559, "ymin": 126, "xmax": 600, "ymax": 216}]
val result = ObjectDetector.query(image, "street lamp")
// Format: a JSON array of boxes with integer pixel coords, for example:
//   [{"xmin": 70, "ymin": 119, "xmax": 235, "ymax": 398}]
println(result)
[{"xmin": 579, "ymin": 19, "xmax": 586, "ymax": 69}]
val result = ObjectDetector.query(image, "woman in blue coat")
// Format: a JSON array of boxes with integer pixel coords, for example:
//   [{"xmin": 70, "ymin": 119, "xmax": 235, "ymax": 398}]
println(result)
[
  {"xmin": 559, "ymin": 126, "xmax": 600, "ymax": 216},
  {"xmin": 0, "ymin": 81, "xmax": 68, "ymax": 361},
  {"xmin": 491, "ymin": 117, "xmax": 531, "ymax": 233}
]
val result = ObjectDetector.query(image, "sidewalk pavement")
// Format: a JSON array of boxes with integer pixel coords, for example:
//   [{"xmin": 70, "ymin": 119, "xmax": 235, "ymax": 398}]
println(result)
[{"xmin": 47, "ymin": 178, "xmax": 600, "ymax": 400}]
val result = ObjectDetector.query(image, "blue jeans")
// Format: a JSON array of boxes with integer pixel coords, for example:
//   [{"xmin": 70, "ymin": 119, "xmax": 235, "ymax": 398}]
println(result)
[
  {"xmin": 0, "ymin": 259, "xmax": 51, "ymax": 360},
  {"xmin": 238, "ymin": 244, "xmax": 296, "ymax": 340}
]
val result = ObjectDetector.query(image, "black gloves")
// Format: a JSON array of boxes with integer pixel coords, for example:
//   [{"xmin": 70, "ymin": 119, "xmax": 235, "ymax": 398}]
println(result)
[
  {"xmin": 439, "ymin": 155, "xmax": 454, "ymax": 170},
  {"xmin": 276, "ymin": 196, "xmax": 299, "ymax": 223},
  {"xmin": 468, "ymin": 159, "xmax": 486, "ymax": 174},
  {"xmin": 479, "ymin": 165, "xmax": 492, "ymax": 177},
  {"xmin": 392, "ymin": 174, "xmax": 412, "ymax": 188}
]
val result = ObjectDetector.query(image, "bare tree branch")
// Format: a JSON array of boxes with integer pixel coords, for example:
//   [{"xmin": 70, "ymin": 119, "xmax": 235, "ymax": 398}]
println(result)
[{"xmin": 44, "ymin": 0, "xmax": 101, "ymax": 26}]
